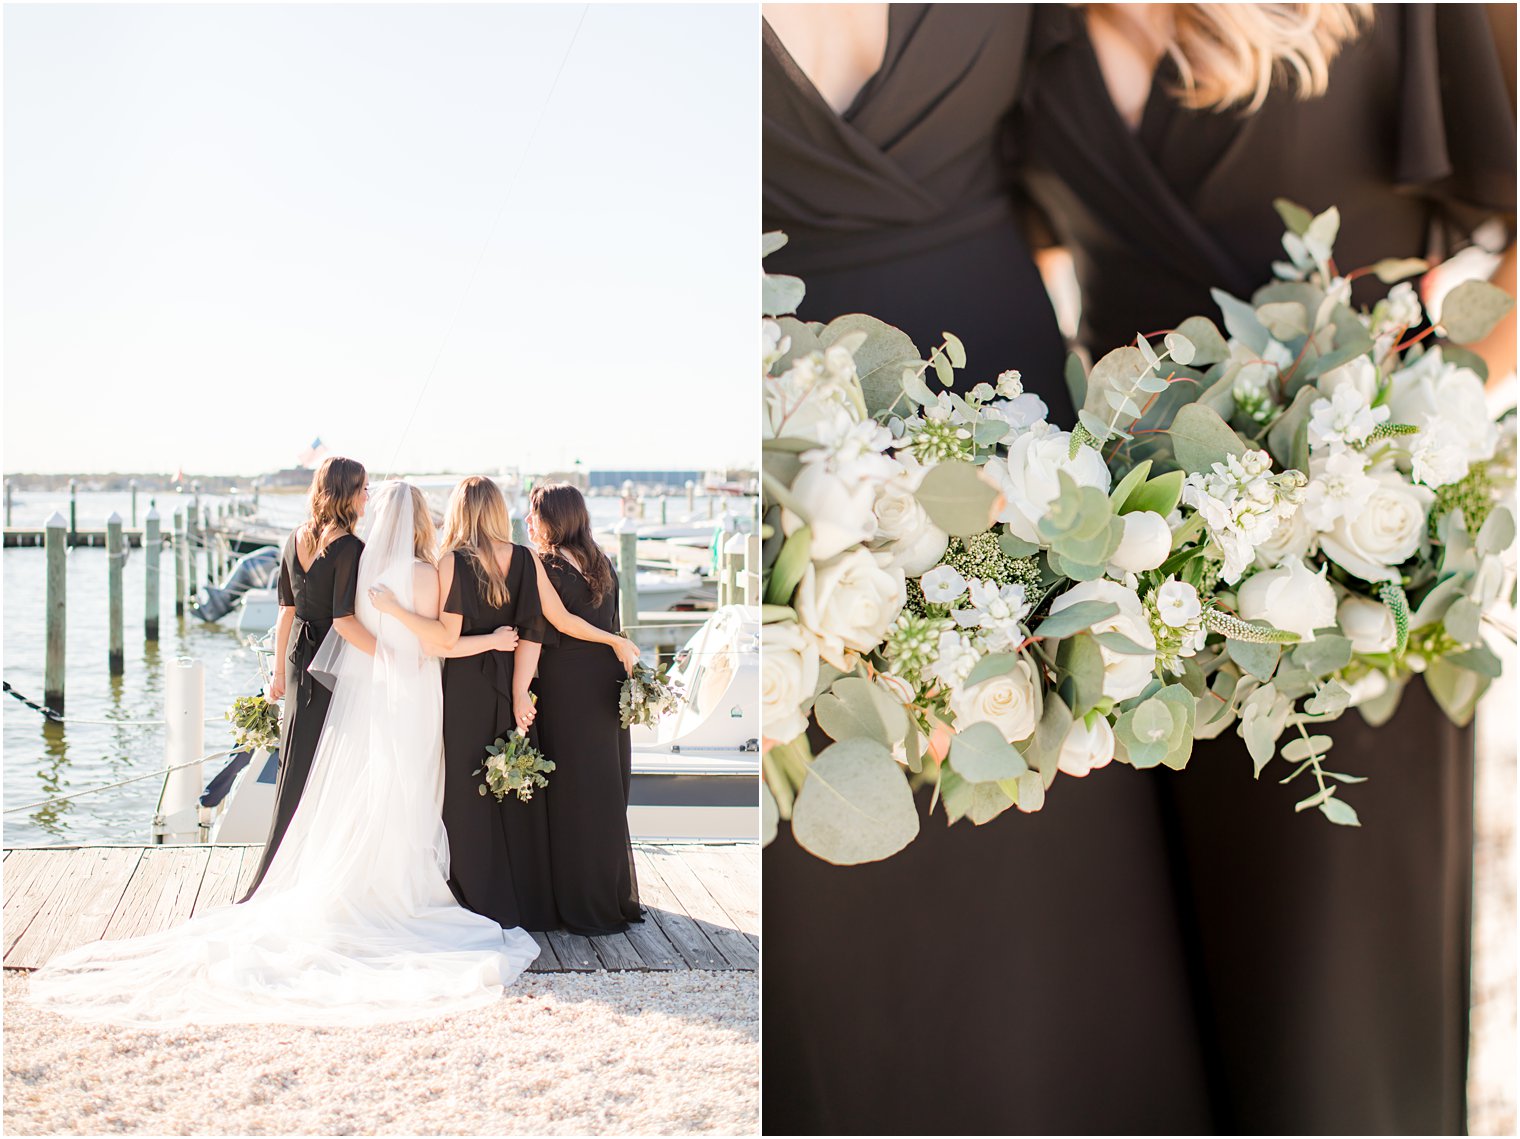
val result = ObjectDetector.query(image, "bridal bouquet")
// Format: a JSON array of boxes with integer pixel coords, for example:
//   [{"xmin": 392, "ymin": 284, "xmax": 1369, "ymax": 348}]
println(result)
[
  {"xmin": 620, "ymin": 660, "xmax": 684, "ymax": 729},
  {"xmin": 226, "ymin": 693, "xmax": 281, "ymax": 753},
  {"xmin": 476, "ymin": 729, "xmax": 556, "ymax": 803},
  {"xmin": 760, "ymin": 208, "xmax": 1516, "ymax": 865}
]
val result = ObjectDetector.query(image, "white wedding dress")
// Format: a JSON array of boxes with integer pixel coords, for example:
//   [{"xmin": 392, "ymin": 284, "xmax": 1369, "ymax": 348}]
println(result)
[{"xmin": 28, "ymin": 482, "xmax": 539, "ymax": 1026}]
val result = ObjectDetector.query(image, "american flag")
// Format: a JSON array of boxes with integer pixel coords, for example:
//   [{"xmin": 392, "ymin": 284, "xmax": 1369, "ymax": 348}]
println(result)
[{"xmin": 297, "ymin": 437, "xmax": 329, "ymax": 468}]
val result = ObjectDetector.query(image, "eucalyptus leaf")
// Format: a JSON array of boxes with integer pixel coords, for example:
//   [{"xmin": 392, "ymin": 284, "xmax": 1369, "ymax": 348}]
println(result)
[
  {"xmin": 814, "ymin": 676, "xmax": 909, "ymax": 748},
  {"xmin": 1320, "ymin": 796, "xmax": 1361, "ymax": 827},
  {"xmin": 942, "ymin": 331, "xmax": 967, "ymax": 369},
  {"xmin": 1445, "ymin": 644, "xmax": 1504, "ymax": 678},
  {"xmin": 1281, "ymin": 734, "xmax": 1333, "ymax": 762},
  {"xmin": 1273, "ymin": 198, "xmax": 1314, "ymax": 236},
  {"xmin": 1256, "ymin": 301, "xmax": 1308, "ymax": 340},
  {"xmin": 1369, "ymin": 257, "xmax": 1429, "ymax": 284},
  {"xmin": 791, "ymin": 738, "xmax": 920, "ymax": 865},
  {"xmin": 1059, "ymin": 633, "xmax": 1108, "ymax": 715},
  {"xmin": 1266, "ymin": 386, "xmax": 1318, "ymax": 472},
  {"xmin": 965, "ymin": 651, "xmax": 1023, "ymax": 688},
  {"xmin": 1292, "ymin": 634, "xmax": 1353, "ymax": 678},
  {"xmin": 916, "ymin": 460, "xmax": 1000, "ymax": 537},
  {"xmin": 1087, "ymin": 346, "xmax": 1148, "ymax": 412},
  {"xmin": 1164, "ymin": 332, "xmax": 1196, "ymax": 365},
  {"xmin": 763, "ymin": 273, "xmax": 806, "ymax": 318},
  {"xmin": 1211, "ymin": 288, "xmax": 1271, "ymax": 353},
  {"xmin": 1440, "ymin": 278, "xmax": 1516, "ymax": 345},
  {"xmin": 1425, "ymin": 656, "xmax": 1489, "ymax": 726},
  {"xmin": 999, "ymin": 529, "xmax": 1040, "ymax": 559},
  {"xmin": 950, "ymin": 721, "xmax": 1030, "ymax": 783},
  {"xmin": 1064, "ymin": 351, "xmax": 1088, "ymax": 413},
  {"xmin": 1036, "ymin": 600, "xmax": 1119, "ymax": 640},
  {"xmin": 1443, "ymin": 597, "xmax": 1482, "ymax": 647},
  {"xmin": 1169, "ymin": 403, "xmax": 1248, "ymax": 474},
  {"xmin": 820, "ymin": 314, "xmax": 920, "ymax": 415},
  {"xmin": 1227, "ymin": 638, "xmax": 1281, "ymax": 681},
  {"xmin": 1304, "ymin": 680, "xmax": 1352, "ymax": 717},
  {"xmin": 1174, "ymin": 316, "xmax": 1229, "ymax": 365},
  {"xmin": 1094, "ymin": 630, "xmax": 1156, "ymax": 655},
  {"xmin": 1477, "ymin": 505, "xmax": 1516, "ymax": 559}
]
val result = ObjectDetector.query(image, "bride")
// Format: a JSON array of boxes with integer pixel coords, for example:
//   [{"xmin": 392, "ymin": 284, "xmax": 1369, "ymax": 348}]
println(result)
[{"xmin": 27, "ymin": 480, "xmax": 540, "ymax": 1027}]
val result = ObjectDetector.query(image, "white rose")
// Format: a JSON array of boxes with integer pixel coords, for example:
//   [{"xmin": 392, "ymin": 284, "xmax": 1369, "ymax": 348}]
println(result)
[
  {"xmin": 761, "ymin": 621, "xmax": 820, "ymax": 743},
  {"xmin": 1057, "ymin": 715, "xmax": 1117, "ymax": 777},
  {"xmin": 782, "ymin": 463, "xmax": 878, "ymax": 563},
  {"xmin": 989, "ymin": 421, "xmax": 1111, "ymax": 544},
  {"xmin": 1319, "ymin": 467, "xmax": 1434, "ymax": 583},
  {"xmin": 1048, "ymin": 580, "xmax": 1157, "ymax": 701},
  {"xmin": 1236, "ymin": 557, "xmax": 1338, "ymax": 641},
  {"xmin": 949, "ymin": 659, "xmax": 1040, "ymax": 743},
  {"xmin": 1341, "ymin": 669, "xmax": 1390, "ymax": 708},
  {"xmin": 1254, "ymin": 503, "xmax": 1317, "ymax": 566},
  {"xmin": 1316, "ymin": 355, "xmax": 1379, "ymax": 402},
  {"xmin": 872, "ymin": 470, "xmax": 949, "ymax": 577},
  {"xmin": 1107, "ymin": 511, "xmax": 1172, "ymax": 576},
  {"xmin": 1338, "ymin": 595, "xmax": 1398, "ymax": 654},
  {"xmin": 794, "ymin": 549, "xmax": 906, "ymax": 671},
  {"xmin": 1387, "ymin": 348, "xmax": 1498, "ymax": 469}
]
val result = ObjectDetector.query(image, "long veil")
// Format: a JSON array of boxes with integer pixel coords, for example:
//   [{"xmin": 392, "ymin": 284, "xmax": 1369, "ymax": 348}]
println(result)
[{"xmin": 28, "ymin": 481, "xmax": 539, "ymax": 1027}]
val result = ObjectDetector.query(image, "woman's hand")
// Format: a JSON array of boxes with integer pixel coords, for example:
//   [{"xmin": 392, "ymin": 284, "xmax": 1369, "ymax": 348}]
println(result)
[
  {"xmin": 514, "ymin": 690, "xmax": 537, "ymax": 732},
  {"xmin": 368, "ymin": 583, "xmax": 399, "ymax": 615},
  {"xmin": 613, "ymin": 636, "xmax": 641, "ymax": 675},
  {"xmin": 489, "ymin": 625, "xmax": 520, "ymax": 652},
  {"xmin": 269, "ymin": 673, "xmax": 286, "ymax": 702}
]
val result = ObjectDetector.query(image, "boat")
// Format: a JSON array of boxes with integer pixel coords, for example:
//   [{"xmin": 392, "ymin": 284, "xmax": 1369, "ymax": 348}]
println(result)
[
  {"xmin": 190, "ymin": 546, "xmax": 280, "ymax": 623},
  {"xmin": 154, "ymin": 605, "xmax": 759, "ymax": 845}
]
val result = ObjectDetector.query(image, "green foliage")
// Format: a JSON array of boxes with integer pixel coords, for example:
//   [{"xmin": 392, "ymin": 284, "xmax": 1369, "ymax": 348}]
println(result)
[
  {"xmin": 620, "ymin": 661, "xmax": 685, "ymax": 729},
  {"xmin": 791, "ymin": 738, "xmax": 920, "ymax": 864},
  {"xmin": 819, "ymin": 315, "xmax": 921, "ymax": 415},
  {"xmin": 765, "ymin": 526, "xmax": 811, "ymax": 605},
  {"xmin": 1036, "ymin": 600, "xmax": 1119, "ymax": 640},
  {"xmin": 476, "ymin": 730, "xmax": 557, "ymax": 803},
  {"xmin": 1168, "ymin": 403, "xmax": 1248, "ymax": 474},
  {"xmin": 915, "ymin": 460, "xmax": 1000, "ymax": 537},
  {"xmin": 815, "ymin": 676, "xmax": 909, "ymax": 748},
  {"xmin": 949, "ymin": 721, "xmax": 1030, "ymax": 783},
  {"xmin": 1440, "ymin": 279, "xmax": 1516, "ymax": 344},
  {"xmin": 226, "ymin": 694, "xmax": 281, "ymax": 754},
  {"xmin": 1121, "ymin": 470, "xmax": 1185, "ymax": 517}
]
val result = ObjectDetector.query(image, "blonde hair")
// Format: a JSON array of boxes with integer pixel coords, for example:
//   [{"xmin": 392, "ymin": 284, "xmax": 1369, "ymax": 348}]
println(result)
[
  {"xmin": 440, "ymin": 476, "xmax": 513, "ymax": 608},
  {"xmin": 1088, "ymin": 4, "xmax": 1372, "ymax": 113},
  {"xmin": 303, "ymin": 456, "xmax": 366, "ymax": 554},
  {"xmin": 408, "ymin": 485, "xmax": 437, "ymax": 564}
]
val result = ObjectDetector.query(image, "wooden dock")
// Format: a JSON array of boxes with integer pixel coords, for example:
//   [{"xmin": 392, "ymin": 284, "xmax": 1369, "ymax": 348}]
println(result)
[{"xmin": 2, "ymin": 841, "xmax": 757, "ymax": 974}]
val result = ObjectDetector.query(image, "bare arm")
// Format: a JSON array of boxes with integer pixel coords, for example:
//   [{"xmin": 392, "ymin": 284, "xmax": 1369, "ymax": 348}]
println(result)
[
  {"xmin": 333, "ymin": 614, "xmax": 377, "ymax": 657},
  {"xmin": 530, "ymin": 549, "xmax": 640, "ymax": 672},
  {"xmin": 371, "ymin": 555, "xmax": 517, "ymax": 657},
  {"xmin": 269, "ymin": 606, "xmax": 295, "ymax": 701},
  {"xmin": 513, "ymin": 640, "xmax": 542, "ymax": 732}
]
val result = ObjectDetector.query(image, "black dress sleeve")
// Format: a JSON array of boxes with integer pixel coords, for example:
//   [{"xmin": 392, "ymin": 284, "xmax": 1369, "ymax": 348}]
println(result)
[
  {"xmin": 277, "ymin": 532, "xmax": 297, "ymax": 607},
  {"xmin": 442, "ymin": 550, "xmax": 469, "ymax": 618},
  {"xmin": 1394, "ymin": 4, "xmax": 1517, "ymax": 240},
  {"xmin": 514, "ymin": 546, "xmax": 548, "ymax": 645},
  {"xmin": 604, "ymin": 556, "xmax": 623, "ymax": 635},
  {"xmin": 328, "ymin": 534, "xmax": 361, "ymax": 619}
]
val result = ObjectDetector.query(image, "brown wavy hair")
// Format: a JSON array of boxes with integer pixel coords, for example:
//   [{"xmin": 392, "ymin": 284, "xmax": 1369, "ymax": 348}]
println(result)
[
  {"xmin": 302, "ymin": 456, "xmax": 366, "ymax": 553},
  {"xmin": 408, "ymin": 484, "xmax": 438, "ymax": 564},
  {"xmin": 1085, "ymin": 4, "xmax": 1372, "ymax": 112},
  {"xmin": 440, "ymin": 476, "xmax": 514, "ymax": 609},
  {"xmin": 528, "ymin": 483, "xmax": 614, "ymax": 607}
]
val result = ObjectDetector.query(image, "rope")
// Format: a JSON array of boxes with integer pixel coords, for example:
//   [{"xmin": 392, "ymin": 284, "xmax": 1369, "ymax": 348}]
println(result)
[
  {"xmin": 3, "ymin": 748, "xmax": 233, "ymax": 815},
  {"xmin": 384, "ymin": 3, "xmax": 590, "ymax": 478},
  {"xmin": 3, "ymin": 682, "xmax": 238, "ymax": 726}
]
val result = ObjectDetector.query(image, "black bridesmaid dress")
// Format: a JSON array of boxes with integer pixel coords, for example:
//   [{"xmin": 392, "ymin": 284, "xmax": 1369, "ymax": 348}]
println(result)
[
  {"xmin": 761, "ymin": 7, "xmax": 1212, "ymax": 1134},
  {"xmin": 242, "ymin": 529, "xmax": 362, "ymax": 899},
  {"xmin": 439, "ymin": 547, "xmax": 557, "ymax": 932},
  {"xmin": 1014, "ymin": 6, "xmax": 1515, "ymax": 1132},
  {"xmin": 533, "ymin": 553, "xmax": 641, "ymax": 936}
]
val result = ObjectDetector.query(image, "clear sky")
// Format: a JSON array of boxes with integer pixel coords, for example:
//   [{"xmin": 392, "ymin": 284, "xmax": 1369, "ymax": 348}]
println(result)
[{"xmin": 3, "ymin": 3, "xmax": 758, "ymax": 477}]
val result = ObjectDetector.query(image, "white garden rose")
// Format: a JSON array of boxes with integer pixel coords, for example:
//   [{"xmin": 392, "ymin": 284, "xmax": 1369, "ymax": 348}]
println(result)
[
  {"xmin": 1057, "ymin": 715, "xmax": 1117, "ymax": 777},
  {"xmin": 1254, "ymin": 502, "xmax": 1317, "ymax": 566},
  {"xmin": 1319, "ymin": 467, "xmax": 1434, "ymax": 583},
  {"xmin": 1315, "ymin": 355, "xmax": 1379, "ymax": 402},
  {"xmin": 1107, "ymin": 511, "xmax": 1172, "ymax": 575},
  {"xmin": 1236, "ymin": 557, "xmax": 1337, "ymax": 641},
  {"xmin": 872, "ymin": 467, "xmax": 949, "ymax": 577},
  {"xmin": 1048, "ymin": 580, "xmax": 1156, "ymax": 701},
  {"xmin": 761, "ymin": 621, "xmax": 820, "ymax": 744},
  {"xmin": 949, "ymin": 658, "xmax": 1040, "ymax": 743},
  {"xmin": 1338, "ymin": 595, "xmax": 1399, "ymax": 654},
  {"xmin": 782, "ymin": 462, "xmax": 879, "ymax": 563},
  {"xmin": 989, "ymin": 421, "xmax": 1111, "ymax": 544},
  {"xmin": 793, "ymin": 549, "xmax": 906, "ymax": 671},
  {"xmin": 1387, "ymin": 348, "xmax": 1498, "ymax": 471}
]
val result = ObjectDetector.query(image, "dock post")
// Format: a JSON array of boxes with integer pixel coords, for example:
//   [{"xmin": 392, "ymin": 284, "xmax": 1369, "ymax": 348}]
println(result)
[
  {"xmin": 68, "ymin": 479, "xmax": 77, "ymax": 543},
  {"xmin": 660, "ymin": 497, "xmax": 669, "ymax": 525},
  {"xmin": 707, "ymin": 494, "xmax": 715, "ymax": 520},
  {"xmin": 130, "ymin": 479, "xmax": 138, "ymax": 527},
  {"xmin": 685, "ymin": 480, "xmax": 695, "ymax": 514},
  {"xmin": 615, "ymin": 519, "xmax": 639, "ymax": 633},
  {"xmin": 722, "ymin": 532, "xmax": 746, "ymax": 608},
  {"xmin": 201, "ymin": 506, "xmax": 213, "ymax": 582},
  {"xmin": 145, "ymin": 507, "xmax": 161, "ymax": 641},
  {"xmin": 44, "ymin": 511, "xmax": 67, "ymax": 713},
  {"xmin": 173, "ymin": 510, "xmax": 186, "ymax": 616},
  {"xmin": 159, "ymin": 658, "xmax": 206, "ymax": 844},
  {"xmin": 252, "ymin": 480, "xmax": 260, "ymax": 517},
  {"xmin": 4, "ymin": 478, "xmax": 13, "ymax": 527},
  {"xmin": 107, "ymin": 512, "xmax": 125, "ymax": 674},
  {"xmin": 184, "ymin": 509, "xmax": 198, "ymax": 610},
  {"xmin": 744, "ymin": 531, "xmax": 762, "ymax": 607}
]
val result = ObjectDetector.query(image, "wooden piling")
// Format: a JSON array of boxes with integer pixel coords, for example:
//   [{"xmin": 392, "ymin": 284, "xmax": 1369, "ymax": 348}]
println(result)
[
  {"xmin": 615, "ymin": 522, "xmax": 639, "ymax": 633},
  {"xmin": 685, "ymin": 480, "xmax": 695, "ymax": 514},
  {"xmin": 129, "ymin": 480, "xmax": 138, "ymax": 527},
  {"xmin": 4, "ymin": 479, "xmax": 12, "ymax": 527},
  {"xmin": 720, "ymin": 532, "xmax": 745, "ymax": 608},
  {"xmin": 145, "ymin": 508, "xmax": 161, "ymax": 641},
  {"xmin": 106, "ymin": 512, "xmax": 124, "ymax": 675},
  {"xmin": 174, "ymin": 510, "xmax": 187, "ymax": 617},
  {"xmin": 68, "ymin": 479, "xmax": 77, "ymax": 541},
  {"xmin": 660, "ymin": 497, "xmax": 669, "ymax": 525},
  {"xmin": 744, "ymin": 532, "xmax": 762, "ymax": 607},
  {"xmin": 44, "ymin": 512, "xmax": 67, "ymax": 713}
]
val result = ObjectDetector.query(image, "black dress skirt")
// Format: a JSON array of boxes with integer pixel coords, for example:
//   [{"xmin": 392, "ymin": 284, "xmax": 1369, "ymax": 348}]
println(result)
[
  {"xmin": 241, "ymin": 529, "xmax": 362, "ymax": 899},
  {"xmin": 761, "ymin": 7, "xmax": 1212, "ymax": 1134},
  {"xmin": 533, "ymin": 552, "xmax": 641, "ymax": 936},
  {"xmin": 1014, "ymin": 6, "xmax": 1515, "ymax": 1132},
  {"xmin": 439, "ymin": 546, "xmax": 556, "ymax": 932}
]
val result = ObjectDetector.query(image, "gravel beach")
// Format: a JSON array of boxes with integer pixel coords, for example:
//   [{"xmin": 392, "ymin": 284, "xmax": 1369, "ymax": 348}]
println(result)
[{"xmin": 3, "ymin": 970, "xmax": 758, "ymax": 1136}]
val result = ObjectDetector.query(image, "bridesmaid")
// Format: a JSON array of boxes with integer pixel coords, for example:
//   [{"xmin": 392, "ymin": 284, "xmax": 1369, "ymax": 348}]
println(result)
[
  {"xmin": 1013, "ymin": 5, "xmax": 1514, "ymax": 1131},
  {"xmin": 372, "ymin": 476, "xmax": 638, "ymax": 932},
  {"xmin": 242, "ymin": 456, "xmax": 375, "ymax": 899},
  {"xmin": 525, "ymin": 484, "xmax": 642, "ymax": 937}
]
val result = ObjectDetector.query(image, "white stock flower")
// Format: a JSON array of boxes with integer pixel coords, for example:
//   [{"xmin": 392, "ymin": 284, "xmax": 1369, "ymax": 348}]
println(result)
[
  {"xmin": 984, "ymin": 392, "xmax": 1049, "ymax": 432},
  {"xmin": 1308, "ymin": 384, "xmax": 1389, "ymax": 451},
  {"xmin": 794, "ymin": 549, "xmax": 906, "ymax": 671},
  {"xmin": 1048, "ymin": 580, "xmax": 1157, "ymax": 701},
  {"xmin": 764, "ymin": 348, "xmax": 857, "ymax": 443},
  {"xmin": 1388, "ymin": 348, "xmax": 1498, "ymax": 474},
  {"xmin": 1381, "ymin": 282, "xmax": 1423, "ymax": 332},
  {"xmin": 1236, "ymin": 557, "xmax": 1338, "ymax": 641},
  {"xmin": 989, "ymin": 421, "xmax": 1111, "ymax": 544},
  {"xmin": 1316, "ymin": 355, "xmax": 1379, "ymax": 402},
  {"xmin": 995, "ymin": 370, "xmax": 1024, "ymax": 398},
  {"xmin": 781, "ymin": 463, "xmax": 879, "ymax": 562},
  {"xmin": 1107, "ymin": 511, "xmax": 1172, "ymax": 576},
  {"xmin": 761, "ymin": 621, "xmax": 820, "ymax": 743},
  {"xmin": 1319, "ymin": 467, "xmax": 1434, "ymax": 583},
  {"xmin": 871, "ymin": 465, "xmax": 949, "ymax": 577},
  {"xmin": 952, "ymin": 579, "xmax": 1031, "ymax": 653},
  {"xmin": 1338, "ymin": 595, "xmax": 1399, "ymax": 654},
  {"xmin": 1300, "ymin": 448, "xmax": 1377, "ymax": 530},
  {"xmin": 1182, "ymin": 450, "xmax": 1304, "ymax": 584},
  {"xmin": 1408, "ymin": 419, "xmax": 1473, "ymax": 488},
  {"xmin": 1057, "ymin": 715, "xmax": 1117, "ymax": 777},
  {"xmin": 1155, "ymin": 579, "xmax": 1202, "ymax": 628},
  {"xmin": 920, "ymin": 564, "xmax": 968, "ymax": 606},
  {"xmin": 929, "ymin": 629, "xmax": 980, "ymax": 689},
  {"xmin": 761, "ymin": 319, "xmax": 789, "ymax": 372},
  {"xmin": 1225, "ymin": 338, "xmax": 1294, "ymax": 396},
  {"xmin": 949, "ymin": 659, "xmax": 1041, "ymax": 743}
]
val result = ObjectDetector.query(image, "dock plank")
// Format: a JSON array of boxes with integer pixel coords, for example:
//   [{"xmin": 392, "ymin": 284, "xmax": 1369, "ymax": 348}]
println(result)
[
  {"xmin": 678, "ymin": 845, "xmax": 759, "ymax": 936},
  {"xmin": 622, "ymin": 909, "xmax": 684, "ymax": 971},
  {"xmin": 3, "ymin": 850, "xmax": 72, "ymax": 958},
  {"xmin": 645, "ymin": 847, "xmax": 758, "ymax": 969},
  {"xmin": 527, "ymin": 930, "xmax": 561, "ymax": 973},
  {"xmin": 632, "ymin": 848, "xmax": 729, "ymax": 970},
  {"xmin": 545, "ymin": 929, "xmax": 600, "ymax": 972},
  {"xmin": 192, "ymin": 846, "xmax": 247, "ymax": 915},
  {"xmin": 588, "ymin": 932, "xmax": 646, "ymax": 971},
  {"xmin": 7, "ymin": 848, "xmax": 143, "ymax": 969},
  {"xmin": 101, "ymin": 847, "xmax": 211, "ymax": 941},
  {"xmin": 234, "ymin": 845, "xmax": 262, "ymax": 900}
]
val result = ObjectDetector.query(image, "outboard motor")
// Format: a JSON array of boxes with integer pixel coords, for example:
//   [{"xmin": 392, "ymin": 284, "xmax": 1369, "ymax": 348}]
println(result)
[{"xmin": 192, "ymin": 545, "xmax": 280, "ymax": 622}]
